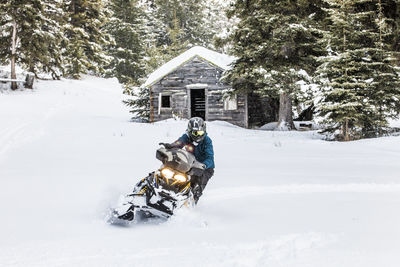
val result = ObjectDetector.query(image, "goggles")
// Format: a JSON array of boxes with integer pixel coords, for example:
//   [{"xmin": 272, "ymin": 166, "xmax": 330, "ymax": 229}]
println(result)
[{"xmin": 191, "ymin": 130, "xmax": 205, "ymax": 137}]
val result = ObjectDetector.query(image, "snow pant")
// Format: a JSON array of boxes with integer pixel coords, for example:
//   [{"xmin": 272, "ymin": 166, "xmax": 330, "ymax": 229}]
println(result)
[{"xmin": 191, "ymin": 168, "xmax": 214, "ymax": 203}]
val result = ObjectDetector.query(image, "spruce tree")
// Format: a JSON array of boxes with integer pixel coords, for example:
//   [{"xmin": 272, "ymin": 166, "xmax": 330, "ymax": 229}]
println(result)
[
  {"xmin": 123, "ymin": 85, "xmax": 150, "ymax": 122},
  {"xmin": 209, "ymin": 0, "xmax": 238, "ymax": 53},
  {"xmin": 225, "ymin": 0, "xmax": 324, "ymax": 130},
  {"xmin": 316, "ymin": 0, "xmax": 400, "ymax": 140},
  {"xmin": 139, "ymin": 1, "xmax": 194, "ymax": 72},
  {"xmin": 139, "ymin": 0, "xmax": 169, "ymax": 72},
  {"xmin": 23, "ymin": 0, "xmax": 66, "ymax": 79},
  {"xmin": 151, "ymin": 0, "xmax": 210, "ymax": 48},
  {"xmin": 166, "ymin": 11, "xmax": 189, "ymax": 59},
  {"xmin": 142, "ymin": 0, "xmax": 216, "ymax": 66},
  {"xmin": 63, "ymin": 0, "xmax": 112, "ymax": 79},
  {"xmin": 105, "ymin": 0, "xmax": 146, "ymax": 85},
  {"xmin": 0, "ymin": 0, "xmax": 65, "ymax": 85},
  {"xmin": 366, "ymin": 0, "xmax": 400, "ymax": 135},
  {"xmin": 388, "ymin": 0, "xmax": 400, "ymax": 64}
]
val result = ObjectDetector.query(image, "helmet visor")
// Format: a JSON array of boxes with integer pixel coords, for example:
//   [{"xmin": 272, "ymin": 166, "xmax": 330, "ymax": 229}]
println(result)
[{"xmin": 191, "ymin": 130, "xmax": 205, "ymax": 137}]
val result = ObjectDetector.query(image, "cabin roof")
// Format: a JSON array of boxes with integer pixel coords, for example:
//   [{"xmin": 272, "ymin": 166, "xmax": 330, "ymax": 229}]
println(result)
[{"xmin": 143, "ymin": 46, "xmax": 236, "ymax": 87}]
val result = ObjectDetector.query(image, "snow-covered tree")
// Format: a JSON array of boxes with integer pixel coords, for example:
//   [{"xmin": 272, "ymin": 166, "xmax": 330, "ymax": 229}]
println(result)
[
  {"xmin": 207, "ymin": 0, "xmax": 238, "ymax": 53},
  {"xmin": 136, "ymin": 1, "xmax": 166, "ymax": 72},
  {"xmin": 63, "ymin": 0, "xmax": 112, "ymax": 79},
  {"xmin": 0, "ymin": 0, "xmax": 65, "ymax": 85},
  {"xmin": 166, "ymin": 12, "xmax": 189, "ymax": 59},
  {"xmin": 316, "ymin": 0, "xmax": 400, "ymax": 140},
  {"xmin": 225, "ymin": 0, "xmax": 324, "ymax": 130},
  {"xmin": 143, "ymin": 0, "xmax": 219, "ymax": 61},
  {"xmin": 123, "ymin": 85, "xmax": 150, "ymax": 121},
  {"xmin": 366, "ymin": 0, "xmax": 400, "ymax": 135},
  {"xmin": 388, "ymin": 0, "xmax": 400, "ymax": 64},
  {"xmin": 105, "ymin": 0, "xmax": 146, "ymax": 85},
  {"xmin": 152, "ymin": 0, "xmax": 210, "ymax": 48}
]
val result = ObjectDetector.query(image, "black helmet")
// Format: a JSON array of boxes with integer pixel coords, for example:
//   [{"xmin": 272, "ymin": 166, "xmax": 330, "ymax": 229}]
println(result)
[{"xmin": 187, "ymin": 117, "xmax": 206, "ymax": 143}]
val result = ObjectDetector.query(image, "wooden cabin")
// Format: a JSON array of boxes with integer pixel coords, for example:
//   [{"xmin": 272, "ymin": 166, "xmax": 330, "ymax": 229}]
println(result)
[{"xmin": 143, "ymin": 46, "xmax": 277, "ymax": 128}]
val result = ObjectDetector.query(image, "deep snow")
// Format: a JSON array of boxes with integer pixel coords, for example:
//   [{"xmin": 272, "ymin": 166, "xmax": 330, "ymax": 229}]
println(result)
[{"xmin": 0, "ymin": 76, "xmax": 399, "ymax": 267}]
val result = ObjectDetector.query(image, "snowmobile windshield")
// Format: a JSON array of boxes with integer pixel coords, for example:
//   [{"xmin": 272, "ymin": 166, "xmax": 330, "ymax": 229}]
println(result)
[{"xmin": 156, "ymin": 147, "xmax": 196, "ymax": 173}]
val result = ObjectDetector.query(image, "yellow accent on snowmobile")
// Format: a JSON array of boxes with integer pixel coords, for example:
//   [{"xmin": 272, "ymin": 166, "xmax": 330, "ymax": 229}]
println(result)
[
  {"xmin": 138, "ymin": 187, "xmax": 147, "ymax": 195},
  {"xmin": 179, "ymin": 183, "xmax": 191, "ymax": 194}
]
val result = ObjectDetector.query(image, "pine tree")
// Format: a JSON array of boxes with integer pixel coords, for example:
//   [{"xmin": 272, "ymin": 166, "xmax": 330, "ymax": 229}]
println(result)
[
  {"xmin": 166, "ymin": 11, "xmax": 189, "ymax": 58},
  {"xmin": 209, "ymin": 0, "xmax": 238, "ymax": 53},
  {"xmin": 0, "ymin": 0, "xmax": 65, "ymax": 86},
  {"xmin": 366, "ymin": 0, "xmax": 400, "ymax": 135},
  {"xmin": 123, "ymin": 85, "xmax": 150, "ymax": 121},
  {"xmin": 225, "ymin": 0, "xmax": 324, "ymax": 130},
  {"xmin": 151, "ymin": 0, "xmax": 210, "ymax": 48},
  {"xmin": 316, "ymin": 0, "xmax": 400, "ymax": 140},
  {"xmin": 23, "ymin": 0, "xmax": 66, "ymax": 79},
  {"xmin": 63, "ymin": 0, "xmax": 112, "ymax": 79},
  {"xmin": 387, "ymin": 0, "xmax": 400, "ymax": 64},
  {"xmin": 143, "ymin": 0, "xmax": 214, "ymax": 60},
  {"xmin": 139, "ymin": 1, "xmax": 193, "ymax": 72},
  {"xmin": 139, "ymin": 0, "xmax": 168, "ymax": 73},
  {"xmin": 105, "ymin": 0, "xmax": 146, "ymax": 85}
]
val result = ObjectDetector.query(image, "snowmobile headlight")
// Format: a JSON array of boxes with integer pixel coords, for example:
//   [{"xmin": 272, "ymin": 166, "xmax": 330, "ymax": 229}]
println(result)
[
  {"xmin": 174, "ymin": 173, "xmax": 187, "ymax": 183},
  {"xmin": 161, "ymin": 168, "xmax": 175, "ymax": 179}
]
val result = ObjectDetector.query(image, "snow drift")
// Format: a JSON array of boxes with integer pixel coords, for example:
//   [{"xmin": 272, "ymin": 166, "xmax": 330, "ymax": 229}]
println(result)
[{"xmin": 0, "ymin": 76, "xmax": 399, "ymax": 267}]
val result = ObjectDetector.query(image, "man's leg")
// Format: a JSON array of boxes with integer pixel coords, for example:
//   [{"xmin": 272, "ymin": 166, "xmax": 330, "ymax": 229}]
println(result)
[{"xmin": 193, "ymin": 168, "xmax": 214, "ymax": 203}]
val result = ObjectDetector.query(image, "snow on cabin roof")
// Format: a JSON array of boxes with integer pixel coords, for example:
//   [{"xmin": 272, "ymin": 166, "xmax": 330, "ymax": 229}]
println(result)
[{"xmin": 143, "ymin": 46, "xmax": 236, "ymax": 87}]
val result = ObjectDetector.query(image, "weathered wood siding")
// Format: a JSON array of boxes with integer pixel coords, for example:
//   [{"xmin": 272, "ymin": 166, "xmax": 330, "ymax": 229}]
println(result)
[{"xmin": 150, "ymin": 56, "xmax": 247, "ymax": 127}]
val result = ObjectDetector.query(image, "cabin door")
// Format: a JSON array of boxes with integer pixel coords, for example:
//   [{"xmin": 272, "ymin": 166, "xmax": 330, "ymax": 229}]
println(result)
[{"xmin": 190, "ymin": 89, "xmax": 206, "ymax": 120}]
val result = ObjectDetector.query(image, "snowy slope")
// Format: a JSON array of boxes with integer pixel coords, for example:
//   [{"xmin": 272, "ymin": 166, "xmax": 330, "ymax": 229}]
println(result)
[{"xmin": 0, "ymin": 77, "xmax": 400, "ymax": 267}]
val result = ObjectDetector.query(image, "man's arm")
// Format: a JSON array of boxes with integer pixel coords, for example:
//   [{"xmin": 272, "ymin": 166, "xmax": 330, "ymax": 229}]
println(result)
[
  {"xmin": 202, "ymin": 137, "xmax": 215, "ymax": 169},
  {"xmin": 161, "ymin": 134, "xmax": 189, "ymax": 149}
]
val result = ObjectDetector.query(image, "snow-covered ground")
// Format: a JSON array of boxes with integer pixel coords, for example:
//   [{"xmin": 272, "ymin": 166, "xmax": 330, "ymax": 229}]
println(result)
[{"xmin": 0, "ymin": 77, "xmax": 399, "ymax": 267}]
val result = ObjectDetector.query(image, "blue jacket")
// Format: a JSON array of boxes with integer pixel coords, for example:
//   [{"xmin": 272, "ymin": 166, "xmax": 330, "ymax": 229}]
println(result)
[{"xmin": 173, "ymin": 133, "xmax": 215, "ymax": 169}]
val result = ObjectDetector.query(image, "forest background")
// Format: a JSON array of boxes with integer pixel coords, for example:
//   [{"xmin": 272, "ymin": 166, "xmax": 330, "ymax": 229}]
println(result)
[{"xmin": 1, "ymin": 0, "xmax": 400, "ymax": 140}]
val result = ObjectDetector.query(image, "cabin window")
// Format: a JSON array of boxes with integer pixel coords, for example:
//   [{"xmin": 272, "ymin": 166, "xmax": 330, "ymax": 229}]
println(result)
[
  {"xmin": 224, "ymin": 94, "xmax": 237, "ymax": 110},
  {"xmin": 161, "ymin": 95, "xmax": 171, "ymax": 108}
]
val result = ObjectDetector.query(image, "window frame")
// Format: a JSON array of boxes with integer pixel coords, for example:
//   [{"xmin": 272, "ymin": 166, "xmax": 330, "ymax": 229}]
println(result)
[
  {"xmin": 223, "ymin": 94, "xmax": 238, "ymax": 111},
  {"xmin": 158, "ymin": 93, "xmax": 172, "ymax": 115},
  {"xmin": 161, "ymin": 94, "xmax": 171, "ymax": 108}
]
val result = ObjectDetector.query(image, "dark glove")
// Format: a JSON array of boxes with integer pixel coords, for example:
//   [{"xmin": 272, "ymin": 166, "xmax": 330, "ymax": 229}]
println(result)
[
  {"xmin": 188, "ymin": 166, "xmax": 205, "ymax": 176},
  {"xmin": 159, "ymin": 142, "xmax": 173, "ymax": 149}
]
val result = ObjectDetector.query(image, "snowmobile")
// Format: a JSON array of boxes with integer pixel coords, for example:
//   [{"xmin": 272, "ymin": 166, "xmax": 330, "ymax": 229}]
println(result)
[{"xmin": 107, "ymin": 144, "xmax": 205, "ymax": 225}]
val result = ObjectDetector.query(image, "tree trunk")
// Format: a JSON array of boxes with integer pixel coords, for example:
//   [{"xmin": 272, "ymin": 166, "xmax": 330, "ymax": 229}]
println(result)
[
  {"xmin": 342, "ymin": 119, "xmax": 350, "ymax": 141},
  {"xmin": 11, "ymin": 19, "xmax": 17, "ymax": 90},
  {"xmin": 275, "ymin": 91, "xmax": 295, "ymax": 130}
]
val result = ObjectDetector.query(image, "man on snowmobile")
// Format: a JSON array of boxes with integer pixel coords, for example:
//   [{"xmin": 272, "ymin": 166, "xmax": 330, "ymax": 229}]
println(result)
[{"xmin": 160, "ymin": 117, "xmax": 214, "ymax": 203}]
